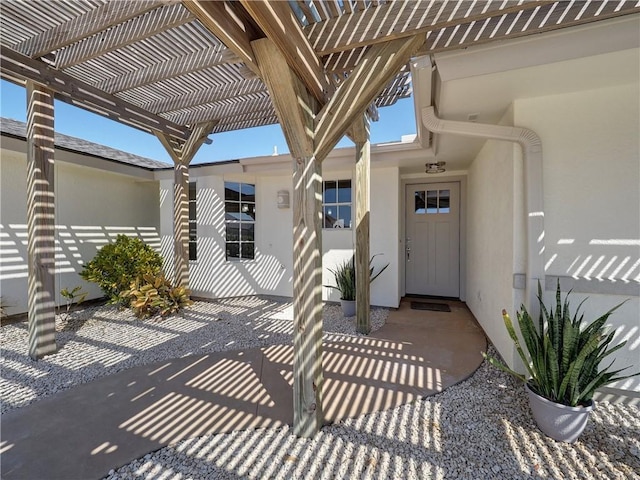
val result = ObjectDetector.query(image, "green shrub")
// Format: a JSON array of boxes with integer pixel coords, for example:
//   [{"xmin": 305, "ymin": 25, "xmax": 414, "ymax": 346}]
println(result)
[
  {"xmin": 80, "ymin": 234, "xmax": 163, "ymax": 305},
  {"xmin": 120, "ymin": 273, "xmax": 193, "ymax": 319}
]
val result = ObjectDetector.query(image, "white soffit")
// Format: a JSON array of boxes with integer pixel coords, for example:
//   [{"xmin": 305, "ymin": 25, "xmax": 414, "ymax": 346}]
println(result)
[{"xmin": 434, "ymin": 15, "xmax": 640, "ymax": 82}]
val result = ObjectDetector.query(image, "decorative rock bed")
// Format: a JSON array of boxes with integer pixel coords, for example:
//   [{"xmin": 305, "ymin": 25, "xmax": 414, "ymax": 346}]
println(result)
[{"xmin": 1, "ymin": 298, "xmax": 638, "ymax": 479}]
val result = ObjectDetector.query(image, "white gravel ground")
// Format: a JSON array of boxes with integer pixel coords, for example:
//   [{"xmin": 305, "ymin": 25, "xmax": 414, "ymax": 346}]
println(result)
[{"xmin": 2, "ymin": 297, "xmax": 639, "ymax": 480}]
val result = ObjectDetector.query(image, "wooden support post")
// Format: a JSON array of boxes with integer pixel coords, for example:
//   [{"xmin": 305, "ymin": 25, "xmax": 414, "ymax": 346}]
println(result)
[
  {"xmin": 173, "ymin": 160, "xmax": 189, "ymax": 287},
  {"xmin": 292, "ymin": 154, "xmax": 324, "ymax": 437},
  {"xmin": 26, "ymin": 81, "xmax": 57, "ymax": 359},
  {"xmin": 353, "ymin": 115, "xmax": 371, "ymax": 335},
  {"xmin": 252, "ymin": 38, "xmax": 323, "ymax": 437},
  {"xmin": 155, "ymin": 122, "xmax": 216, "ymax": 288}
]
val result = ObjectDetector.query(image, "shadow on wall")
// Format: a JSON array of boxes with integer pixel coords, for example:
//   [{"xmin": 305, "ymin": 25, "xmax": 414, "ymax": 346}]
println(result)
[
  {"xmin": 162, "ymin": 186, "xmax": 291, "ymax": 299},
  {"xmin": 543, "ymin": 236, "xmax": 639, "ymax": 392},
  {"xmin": 0, "ymin": 223, "xmax": 161, "ymax": 315},
  {"xmin": 545, "ymin": 237, "xmax": 640, "ymax": 284}
]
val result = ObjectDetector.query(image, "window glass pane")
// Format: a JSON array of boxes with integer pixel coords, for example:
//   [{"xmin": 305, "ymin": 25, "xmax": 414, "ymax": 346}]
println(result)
[
  {"xmin": 426, "ymin": 190, "xmax": 438, "ymax": 214},
  {"xmin": 338, "ymin": 205, "xmax": 351, "ymax": 228},
  {"xmin": 324, "ymin": 181, "xmax": 337, "ymax": 204},
  {"xmin": 241, "ymin": 224, "xmax": 255, "ymax": 241},
  {"xmin": 337, "ymin": 180, "xmax": 351, "ymax": 203},
  {"xmin": 226, "ymin": 223, "xmax": 239, "ymax": 242},
  {"xmin": 226, "ymin": 242, "xmax": 239, "ymax": 259},
  {"xmin": 225, "ymin": 201, "xmax": 241, "ymax": 221},
  {"xmin": 189, "ymin": 242, "xmax": 197, "ymax": 261},
  {"xmin": 225, "ymin": 182, "xmax": 241, "ymax": 201},
  {"xmin": 415, "ymin": 191, "xmax": 426, "ymax": 214},
  {"xmin": 241, "ymin": 242, "xmax": 255, "ymax": 260},
  {"xmin": 241, "ymin": 183, "xmax": 255, "ymax": 203},
  {"xmin": 439, "ymin": 190, "xmax": 450, "ymax": 213},
  {"xmin": 189, "ymin": 182, "xmax": 196, "ymax": 200},
  {"xmin": 324, "ymin": 205, "xmax": 337, "ymax": 228},
  {"xmin": 189, "ymin": 201, "xmax": 196, "ymax": 219}
]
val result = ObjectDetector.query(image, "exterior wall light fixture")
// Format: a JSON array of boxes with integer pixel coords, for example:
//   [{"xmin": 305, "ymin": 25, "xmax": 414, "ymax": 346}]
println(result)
[{"xmin": 425, "ymin": 161, "xmax": 446, "ymax": 174}]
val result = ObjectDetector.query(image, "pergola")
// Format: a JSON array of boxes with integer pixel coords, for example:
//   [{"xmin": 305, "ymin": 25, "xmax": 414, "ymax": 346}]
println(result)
[{"xmin": 1, "ymin": 0, "xmax": 638, "ymax": 437}]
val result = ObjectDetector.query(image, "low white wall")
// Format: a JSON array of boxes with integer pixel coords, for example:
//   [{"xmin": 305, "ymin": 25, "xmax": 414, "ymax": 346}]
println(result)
[
  {"xmin": 162, "ymin": 165, "xmax": 401, "ymax": 308},
  {"xmin": 515, "ymin": 82, "xmax": 640, "ymax": 392},
  {"xmin": 0, "ymin": 151, "xmax": 160, "ymax": 315}
]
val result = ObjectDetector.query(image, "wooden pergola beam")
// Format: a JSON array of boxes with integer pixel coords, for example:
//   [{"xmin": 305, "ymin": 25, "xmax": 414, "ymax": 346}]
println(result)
[
  {"xmin": 0, "ymin": 45, "xmax": 192, "ymax": 141},
  {"xmin": 305, "ymin": 0, "xmax": 551, "ymax": 55},
  {"xmin": 13, "ymin": 0, "xmax": 170, "ymax": 58},
  {"xmin": 183, "ymin": 0, "xmax": 263, "ymax": 77},
  {"xmin": 240, "ymin": 0, "xmax": 333, "ymax": 104},
  {"xmin": 156, "ymin": 121, "xmax": 216, "ymax": 289},
  {"xmin": 97, "ymin": 46, "xmax": 238, "ymax": 94},
  {"xmin": 352, "ymin": 115, "xmax": 371, "ymax": 335},
  {"xmin": 25, "ymin": 81, "xmax": 57, "ymax": 360},
  {"xmin": 55, "ymin": 3, "xmax": 194, "ymax": 70},
  {"xmin": 314, "ymin": 34, "xmax": 425, "ymax": 161},
  {"xmin": 253, "ymin": 37, "xmax": 323, "ymax": 438}
]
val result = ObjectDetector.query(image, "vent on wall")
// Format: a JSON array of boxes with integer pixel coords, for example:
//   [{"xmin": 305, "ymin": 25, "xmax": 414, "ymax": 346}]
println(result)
[{"xmin": 467, "ymin": 113, "xmax": 479, "ymax": 122}]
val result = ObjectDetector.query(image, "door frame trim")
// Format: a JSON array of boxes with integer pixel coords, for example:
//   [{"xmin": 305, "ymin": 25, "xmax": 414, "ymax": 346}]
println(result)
[{"xmin": 400, "ymin": 174, "xmax": 467, "ymax": 301}]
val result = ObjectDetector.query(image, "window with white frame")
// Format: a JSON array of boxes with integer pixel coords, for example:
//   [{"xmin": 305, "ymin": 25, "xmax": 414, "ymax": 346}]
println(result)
[
  {"xmin": 323, "ymin": 179, "xmax": 352, "ymax": 229},
  {"xmin": 189, "ymin": 181, "xmax": 197, "ymax": 261},
  {"xmin": 225, "ymin": 181, "xmax": 255, "ymax": 260}
]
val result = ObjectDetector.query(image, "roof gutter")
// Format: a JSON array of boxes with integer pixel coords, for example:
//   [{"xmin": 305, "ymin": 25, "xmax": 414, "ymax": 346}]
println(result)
[{"xmin": 422, "ymin": 106, "xmax": 544, "ymax": 316}]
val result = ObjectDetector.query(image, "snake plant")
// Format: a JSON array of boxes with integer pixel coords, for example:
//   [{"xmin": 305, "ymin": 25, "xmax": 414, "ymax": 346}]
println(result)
[
  {"xmin": 325, "ymin": 254, "xmax": 389, "ymax": 301},
  {"xmin": 484, "ymin": 281, "xmax": 638, "ymax": 407}
]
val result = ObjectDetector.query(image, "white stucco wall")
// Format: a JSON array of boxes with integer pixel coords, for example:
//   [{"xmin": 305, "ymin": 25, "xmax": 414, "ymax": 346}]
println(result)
[
  {"xmin": 464, "ymin": 108, "xmax": 520, "ymax": 368},
  {"xmin": 161, "ymin": 164, "xmax": 401, "ymax": 308},
  {"xmin": 0, "ymin": 150, "xmax": 160, "ymax": 315},
  {"xmin": 515, "ymin": 83, "xmax": 640, "ymax": 392}
]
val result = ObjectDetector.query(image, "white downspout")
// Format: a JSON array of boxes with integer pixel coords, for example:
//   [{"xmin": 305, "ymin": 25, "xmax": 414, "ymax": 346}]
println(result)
[{"xmin": 422, "ymin": 106, "xmax": 544, "ymax": 317}]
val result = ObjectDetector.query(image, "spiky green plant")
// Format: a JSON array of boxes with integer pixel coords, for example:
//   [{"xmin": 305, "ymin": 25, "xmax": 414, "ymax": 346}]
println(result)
[
  {"xmin": 325, "ymin": 254, "xmax": 389, "ymax": 301},
  {"xmin": 484, "ymin": 281, "xmax": 638, "ymax": 407}
]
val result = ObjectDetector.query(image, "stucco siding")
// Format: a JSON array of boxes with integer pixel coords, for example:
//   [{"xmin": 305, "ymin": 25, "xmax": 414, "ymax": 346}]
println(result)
[
  {"xmin": 515, "ymin": 83, "xmax": 640, "ymax": 392},
  {"xmin": 1, "ymin": 151, "xmax": 160, "ymax": 315},
  {"xmin": 164, "ymin": 165, "xmax": 401, "ymax": 308},
  {"xmin": 465, "ymin": 108, "xmax": 519, "ymax": 368}
]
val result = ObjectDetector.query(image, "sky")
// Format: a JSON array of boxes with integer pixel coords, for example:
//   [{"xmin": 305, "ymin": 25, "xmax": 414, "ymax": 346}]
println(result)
[{"xmin": 0, "ymin": 79, "xmax": 416, "ymax": 165}]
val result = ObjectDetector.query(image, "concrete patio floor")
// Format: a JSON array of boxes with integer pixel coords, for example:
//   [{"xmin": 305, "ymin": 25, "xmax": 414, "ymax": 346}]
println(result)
[{"xmin": 0, "ymin": 299, "xmax": 486, "ymax": 480}]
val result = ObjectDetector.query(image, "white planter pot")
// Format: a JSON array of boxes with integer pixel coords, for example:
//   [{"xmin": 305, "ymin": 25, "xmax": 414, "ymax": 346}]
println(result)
[
  {"xmin": 340, "ymin": 299, "xmax": 356, "ymax": 317},
  {"xmin": 525, "ymin": 383, "xmax": 594, "ymax": 443}
]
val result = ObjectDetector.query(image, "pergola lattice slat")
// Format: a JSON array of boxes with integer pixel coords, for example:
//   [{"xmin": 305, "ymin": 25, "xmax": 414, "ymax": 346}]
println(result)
[
  {"xmin": 305, "ymin": 0, "xmax": 554, "ymax": 55},
  {"xmin": 13, "ymin": 0, "xmax": 169, "ymax": 58},
  {"xmin": 55, "ymin": 3, "xmax": 194, "ymax": 70},
  {"xmin": 143, "ymin": 78, "xmax": 265, "ymax": 115},
  {"xmin": 97, "ymin": 45, "xmax": 238, "ymax": 94}
]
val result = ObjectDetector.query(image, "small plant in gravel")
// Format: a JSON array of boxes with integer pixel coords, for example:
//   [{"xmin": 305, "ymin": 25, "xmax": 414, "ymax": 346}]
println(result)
[
  {"xmin": 80, "ymin": 234, "xmax": 163, "ymax": 305},
  {"xmin": 120, "ymin": 273, "xmax": 193, "ymax": 319},
  {"xmin": 59, "ymin": 286, "xmax": 87, "ymax": 317}
]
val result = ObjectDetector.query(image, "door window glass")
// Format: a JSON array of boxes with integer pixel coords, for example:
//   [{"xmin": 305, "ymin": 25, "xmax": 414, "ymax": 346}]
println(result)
[{"xmin": 415, "ymin": 189, "xmax": 451, "ymax": 214}]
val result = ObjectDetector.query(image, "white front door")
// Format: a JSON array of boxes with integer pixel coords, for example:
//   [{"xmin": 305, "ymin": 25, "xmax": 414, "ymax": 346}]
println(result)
[{"xmin": 405, "ymin": 182, "xmax": 460, "ymax": 297}]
